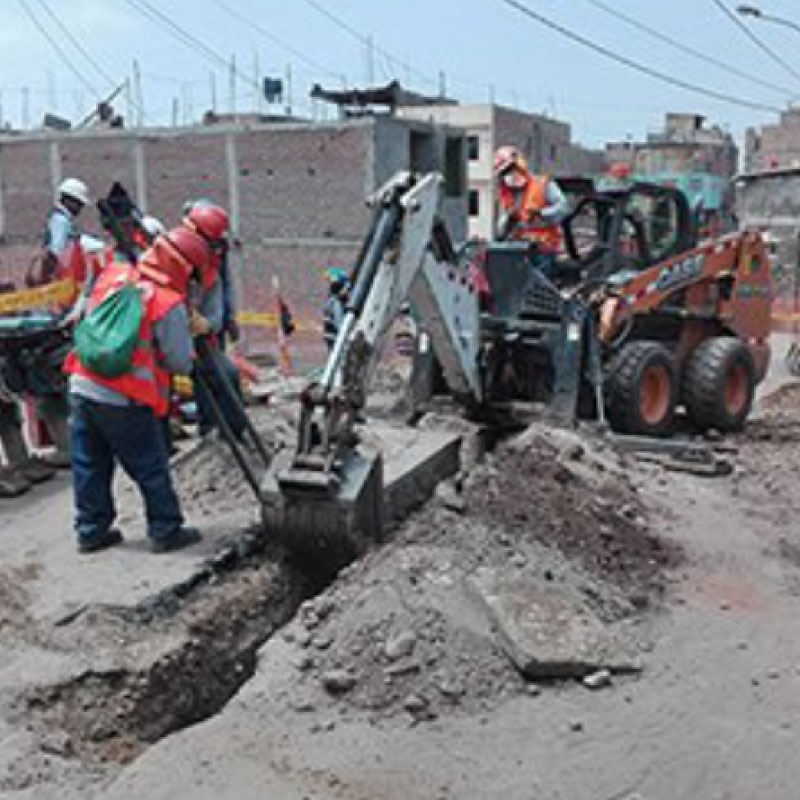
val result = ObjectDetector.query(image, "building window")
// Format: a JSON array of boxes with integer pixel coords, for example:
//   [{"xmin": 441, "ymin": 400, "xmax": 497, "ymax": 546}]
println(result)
[
  {"xmin": 468, "ymin": 189, "xmax": 480, "ymax": 217},
  {"xmin": 550, "ymin": 144, "xmax": 558, "ymax": 162},
  {"xmin": 467, "ymin": 135, "xmax": 480, "ymax": 161},
  {"xmin": 444, "ymin": 136, "xmax": 466, "ymax": 198}
]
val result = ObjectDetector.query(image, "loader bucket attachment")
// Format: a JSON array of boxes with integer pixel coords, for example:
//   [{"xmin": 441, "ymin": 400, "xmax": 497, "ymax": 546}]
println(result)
[{"xmin": 261, "ymin": 447, "xmax": 384, "ymax": 574}]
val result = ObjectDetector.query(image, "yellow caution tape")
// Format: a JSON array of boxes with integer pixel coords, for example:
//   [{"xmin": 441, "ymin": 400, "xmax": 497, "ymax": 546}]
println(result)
[
  {"xmin": 236, "ymin": 310, "xmax": 318, "ymax": 333},
  {"xmin": 0, "ymin": 279, "xmax": 77, "ymax": 315}
]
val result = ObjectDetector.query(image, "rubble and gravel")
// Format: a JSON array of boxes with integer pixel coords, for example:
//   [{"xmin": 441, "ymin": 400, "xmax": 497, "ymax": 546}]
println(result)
[{"xmin": 262, "ymin": 418, "xmax": 682, "ymax": 722}]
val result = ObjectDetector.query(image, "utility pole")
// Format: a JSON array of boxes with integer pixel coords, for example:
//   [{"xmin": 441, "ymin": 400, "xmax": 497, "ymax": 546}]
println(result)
[
  {"xmin": 253, "ymin": 49, "xmax": 262, "ymax": 114},
  {"xmin": 125, "ymin": 78, "xmax": 134, "ymax": 126},
  {"xmin": 438, "ymin": 70, "xmax": 447, "ymax": 99},
  {"xmin": 285, "ymin": 64, "xmax": 293, "ymax": 117},
  {"xmin": 171, "ymin": 97, "xmax": 179, "ymax": 127},
  {"xmin": 229, "ymin": 54, "xmax": 237, "ymax": 119},
  {"xmin": 133, "ymin": 60, "xmax": 144, "ymax": 128},
  {"xmin": 210, "ymin": 70, "xmax": 217, "ymax": 113}
]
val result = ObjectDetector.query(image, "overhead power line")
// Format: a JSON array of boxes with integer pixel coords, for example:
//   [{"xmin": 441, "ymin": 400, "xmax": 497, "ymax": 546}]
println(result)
[
  {"xmin": 120, "ymin": 0, "xmax": 260, "ymax": 93},
  {"xmin": 34, "ymin": 0, "xmax": 117, "ymax": 89},
  {"xmin": 709, "ymin": 0, "xmax": 800, "ymax": 84},
  {"xmin": 18, "ymin": 0, "xmax": 99, "ymax": 98},
  {"xmin": 497, "ymin": 0, "xmax": 782, "ymax": 114},
  {"xmin": 585, "ymin": 0, "xmax": 798, "ymax": 97},
  {"xmin": 298, "ymin": 0, "xmax": 437, "ymax": 88},
  {"xmin": 208, "ymin": 0, "xmax": 346, "ymax": 83}
]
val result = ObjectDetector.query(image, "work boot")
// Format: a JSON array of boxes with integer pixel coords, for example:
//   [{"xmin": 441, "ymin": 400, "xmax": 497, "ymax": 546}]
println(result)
[
  {"xmin": 0, "ymin": 467, "xmax": 31, "ymax": 499},
  {"xmin": 150, "ymin": 526, "xmax": 202, "ymax": 554},
  {"xmin": 16, "ymin": 456, "xmax": 56, "ymax": 485},
  {"xmin": 77, "ymin": 528, "xmax": 124, "ymax": 555}
]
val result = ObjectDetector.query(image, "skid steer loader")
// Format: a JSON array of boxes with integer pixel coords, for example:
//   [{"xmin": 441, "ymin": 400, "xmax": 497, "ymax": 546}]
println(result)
[{"xmin": 257, "ymin": 173, "xmax": 770, "ymax": 568}]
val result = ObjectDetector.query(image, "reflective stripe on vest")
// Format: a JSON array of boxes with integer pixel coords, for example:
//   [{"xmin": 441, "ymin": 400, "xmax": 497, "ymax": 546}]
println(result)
[
  {"xmin": 64, "ymin": 263, "xmax": 183, "ymax": 416},
  {"xmin": 500, "ymin": 175, "xmax": 563, "ymax": 253}
]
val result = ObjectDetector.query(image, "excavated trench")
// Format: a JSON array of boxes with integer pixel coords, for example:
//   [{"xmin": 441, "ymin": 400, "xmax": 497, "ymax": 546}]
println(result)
[{"xmin": 14, "ymin": 531, "xmax": 324, "ymax": 769}]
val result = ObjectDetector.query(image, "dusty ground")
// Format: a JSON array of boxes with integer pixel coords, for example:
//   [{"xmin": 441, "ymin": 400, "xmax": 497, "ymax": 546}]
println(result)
[{"xmin": 0, "ymin": 346, "xmax": 799, "ymax": 799}]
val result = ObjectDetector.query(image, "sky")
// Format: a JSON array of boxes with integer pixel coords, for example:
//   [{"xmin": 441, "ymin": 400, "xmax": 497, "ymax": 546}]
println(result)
[{"xmin": 2, "ymin": 0, "xmax": 800, "ymax": 149}]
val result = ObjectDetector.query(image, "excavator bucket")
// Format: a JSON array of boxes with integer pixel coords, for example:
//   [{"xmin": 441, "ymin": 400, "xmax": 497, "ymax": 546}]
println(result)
[{"xmin": 261, "ymin": 446, "xmax": 384, "ymax": 573}]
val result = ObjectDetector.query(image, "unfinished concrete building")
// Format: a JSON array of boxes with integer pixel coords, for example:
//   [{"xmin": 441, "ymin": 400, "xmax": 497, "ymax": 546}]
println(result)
[
  {"xmin": 397, "ymin": 103, "xmax": 604, "ymax": 240},
  {"xmin": 745, "ymin": 107, "xmax": 800, "ymax": 172}
]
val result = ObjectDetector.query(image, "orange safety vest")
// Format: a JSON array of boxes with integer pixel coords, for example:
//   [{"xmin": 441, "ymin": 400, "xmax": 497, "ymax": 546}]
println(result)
[
  {"xmin": 64, "ymin": 262, "xmax": 184, "ymax": 417},
  {"xmin": 499, "ymin": 175, "xmax": 564, "ymax": 254}
]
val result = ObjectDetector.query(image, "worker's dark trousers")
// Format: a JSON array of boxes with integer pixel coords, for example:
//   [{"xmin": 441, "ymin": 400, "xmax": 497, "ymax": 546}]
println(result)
[
  {"xmin": 193, "ymin": 350, "xmax": 245, "ymax": 439},
  {"xmin": 70, "ymin": 395, "xmax": 183, "ymax": 547},
  {"xmin": 532, "ymin": 252, "xmax": 557, "ymax": 281}
]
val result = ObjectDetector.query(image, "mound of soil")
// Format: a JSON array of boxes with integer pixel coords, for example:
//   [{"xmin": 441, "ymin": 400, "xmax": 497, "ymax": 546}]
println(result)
[{"xmin": 273, "ymin": 421, "xmax": 682, "ymax": 723}]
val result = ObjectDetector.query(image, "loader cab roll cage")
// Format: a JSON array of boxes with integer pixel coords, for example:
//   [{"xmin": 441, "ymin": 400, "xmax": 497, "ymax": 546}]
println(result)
[{"xmin": 559, "ymin": 180, "xmax": 697, "ymax": 283}]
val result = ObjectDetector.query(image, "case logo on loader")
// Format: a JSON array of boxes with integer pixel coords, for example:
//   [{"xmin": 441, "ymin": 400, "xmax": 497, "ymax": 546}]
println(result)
[{"xmin": 655, "ymin": 254, "xmax": 705, "ymax": 292}]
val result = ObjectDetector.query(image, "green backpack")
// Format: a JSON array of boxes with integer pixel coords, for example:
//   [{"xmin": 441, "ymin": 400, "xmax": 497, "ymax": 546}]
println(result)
[{"xmin": 74, "ymin": 283, "xmax": 144, "ymax": 378}]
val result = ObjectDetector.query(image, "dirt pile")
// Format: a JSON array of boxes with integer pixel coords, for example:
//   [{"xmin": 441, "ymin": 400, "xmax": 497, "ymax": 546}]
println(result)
[
  {"xmin": 272, "ymin": 421, "xmax": 681, "ymax": 723},
  {"xmin": 170, "ymin": 407, "xmax": 295, "ymax": 521}
]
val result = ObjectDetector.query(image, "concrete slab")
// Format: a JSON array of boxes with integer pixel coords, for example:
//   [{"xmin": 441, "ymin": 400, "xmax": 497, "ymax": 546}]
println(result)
[
  {"xmin": 468, "ymin": 568, "xmax": 631, "ymax": 680},
  {"xmin": 361, "ymin": 425, "xmax": 461, "ymax": 522}
]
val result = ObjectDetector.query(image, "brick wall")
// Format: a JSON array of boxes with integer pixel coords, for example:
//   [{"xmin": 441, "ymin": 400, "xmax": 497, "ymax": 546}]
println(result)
[{"xmin": 0, "ymin": 118, "xmax": 464, "ymax": 368}]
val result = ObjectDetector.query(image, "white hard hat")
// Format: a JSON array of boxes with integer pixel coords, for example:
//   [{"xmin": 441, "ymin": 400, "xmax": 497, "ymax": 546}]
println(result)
[
  {"xmin": 79, "ymin": 234, "xmax": 105, "ymax": 255},
  {"xmin": 58, "ymin": 178, "xmax": 89, "ymax": 206},
  {"xmin": 141, "ymin": 214, "xmax": 166, "ymax": 239}
]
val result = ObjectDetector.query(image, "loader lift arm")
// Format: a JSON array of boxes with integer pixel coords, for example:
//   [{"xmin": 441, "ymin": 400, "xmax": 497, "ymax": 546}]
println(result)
[{"xmin": 262, "ymin": 172, "xmax": 481, "ymax": 567}]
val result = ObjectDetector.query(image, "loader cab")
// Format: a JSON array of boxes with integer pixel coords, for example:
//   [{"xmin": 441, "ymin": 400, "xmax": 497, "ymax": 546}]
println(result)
[{"xmin": 561, "ymin": 181, "xmax": 696, "ymax": 284}]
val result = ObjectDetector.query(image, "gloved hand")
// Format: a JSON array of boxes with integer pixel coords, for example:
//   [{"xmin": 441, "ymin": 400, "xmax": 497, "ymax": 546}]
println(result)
[
  {"xmin": 227, "ymin": 318, "xmax": 241, "ymax": 343},
  {"xmin": 190, "ymin": 309, "xmax": 212, "ymax": 337}
]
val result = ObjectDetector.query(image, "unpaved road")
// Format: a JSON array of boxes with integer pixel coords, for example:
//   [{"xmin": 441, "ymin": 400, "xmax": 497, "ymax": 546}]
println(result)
[
  {"xmin": 96, "ymin": 411, "xmax": 800, "ymax": 800},
  {"xmin": 1, "ymin": 347, "xmax": 800, "ymax": 800}
]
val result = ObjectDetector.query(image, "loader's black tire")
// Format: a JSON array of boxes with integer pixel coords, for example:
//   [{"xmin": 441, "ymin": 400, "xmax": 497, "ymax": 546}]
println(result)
[
  {"xmin": 607, "ymin": 341, "xmax": 677, "ymax": 436},
  {"xmin": 684, "ymin": 337, "xmax": 755, "ymax": 432}
]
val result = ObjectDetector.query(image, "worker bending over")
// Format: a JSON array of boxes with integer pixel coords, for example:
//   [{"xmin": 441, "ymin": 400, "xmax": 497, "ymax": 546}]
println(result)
[
  {"xmin": 64, "ymin": 227, "xmax": 210, "ymax": 554},
  {"xmin": 494, "ymin": 146, "xmax": 568, "ymax": 279},
  {"xmin": 182, "ymin": 201, "xmax": 245, "ymax": 440}
]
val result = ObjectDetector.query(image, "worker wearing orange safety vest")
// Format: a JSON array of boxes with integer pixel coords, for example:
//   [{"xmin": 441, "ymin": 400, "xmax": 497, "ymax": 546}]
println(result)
[
  {"xmin": 64, "ymin": 226, "xmax": 210, "ymax": 554},
  {"xmin": 494, "ymin": 146, "xmax": 568, "ymax": 279}
]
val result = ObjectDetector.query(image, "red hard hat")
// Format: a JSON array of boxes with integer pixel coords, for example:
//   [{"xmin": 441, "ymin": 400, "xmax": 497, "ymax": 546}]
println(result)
[
  {"xmin": 140, "ymin": 227, "xmax": 210, "ymax": 295},
  {"xmin": 165, "ymin": 226, "xmax": 209, "ymax": 268},
  {"xmin": 186, "ymin": 203, "xmax": 229, "ymax": 242}
]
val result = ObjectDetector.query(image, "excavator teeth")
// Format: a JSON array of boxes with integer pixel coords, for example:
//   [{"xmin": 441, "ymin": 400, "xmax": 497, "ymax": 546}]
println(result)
[{"xmin": 277, "ymin": 467, "xmax": 339, "ymax": 496}]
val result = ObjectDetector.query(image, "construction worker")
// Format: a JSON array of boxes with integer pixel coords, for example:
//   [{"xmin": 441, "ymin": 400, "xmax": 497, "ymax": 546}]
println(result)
[
  {"xmin": 24, "ymin": 178, "xmax": 91, "ymax": 467},
  {"xmin": 182, "ymin": 201, "xmax": 245, "ymax": 439},
  {"xmin": 28, "ymin": 177, "xmax": 89, "ymax": 290},
  {"xmin": 63, "ymin": 226, "xmax": 210, "ymax": 554},
  {"xmin": 183, "ymin": 200, "xmax": 239, "ymax": 345},
  {"xmin": 493, "ymin": 146, "xmax": 568, "ymax": 279},
  {"xmin": 323, "ymin": 267, "xmax": 350, "ymax": 351}
]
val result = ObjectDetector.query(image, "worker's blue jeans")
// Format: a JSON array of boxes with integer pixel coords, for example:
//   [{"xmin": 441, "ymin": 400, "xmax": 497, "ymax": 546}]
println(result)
[{"xmin": 70, "ymin": 396, "xmax": 183, "ymax": 547}]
